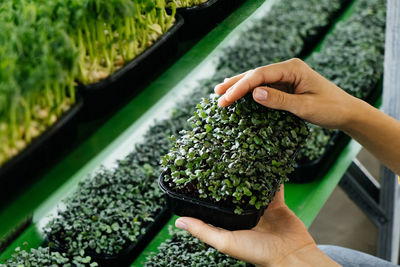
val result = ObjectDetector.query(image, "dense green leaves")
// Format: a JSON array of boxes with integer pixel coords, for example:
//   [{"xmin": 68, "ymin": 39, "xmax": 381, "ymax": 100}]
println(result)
[
  {"xmin": 0, "ymin": 1, "xmax": 78, "ymax": 167},
  {"xmin": 216, "ymin": 0, "xmax": 346, "ymax": 74},
  {"xmin": 166, "ymin": 0, "xmax": 208, "ymax": 8},
  {"xmin": 145, "ymin": 229, "xmax": 246, "ymax": 266},
  {"xmin": 162, "ymin": 94, "xmax": 308, "ymax": 213},
  {"xmin": 298, "ymin": 0, "xmax": 386, "ymax": 162},
  {"xmin": 45, "ymin": 165, "xmax": 166, "ymax": 256},
  {"xmin": 0, "ymin": 0, "xmax": 176, "ymax": 167},
  {"xmin": 0, "ymin": 246, "xmax": 97, "ymax": 267}
]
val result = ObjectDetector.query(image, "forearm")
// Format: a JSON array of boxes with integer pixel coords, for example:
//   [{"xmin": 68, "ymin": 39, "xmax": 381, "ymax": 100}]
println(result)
[
  {"xmin": 343, "ymin": 98, "xmax": 400, "ymax": 174},
  {"xmin": 270, "ymin": 245, "xmax": 341, "ymax": 267}
]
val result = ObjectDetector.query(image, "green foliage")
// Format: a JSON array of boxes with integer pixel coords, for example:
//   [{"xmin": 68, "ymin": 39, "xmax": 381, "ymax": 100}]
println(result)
[
  {"xmin": 39, "ymin": 0, "xmax": 346, "ymax": 260},
  {"xmin": 43, "ymin": 0, "xmax": 176, "ymax": 84},
  {"xmin": 0, "ymin": 0, "xmax": 176, "ymax": 167},
  {"xmin": 166, "ymin": 0, "xmax": 208, "ymax": 8},
  {"xmin": 298, "ymin": 124, "xmax": 336, "ymax": 161},
  {"xmin": 0, "ymin": 1, "xmax": 78, "ymax": 167},
  {"xmin": 216, "ymin": 0, "xmax": 346, "ymax": 74},
  {"xmin": 44, "ymin": 166, "xmax": 166, "ymax": 256},
  {"xmin": 299, "ymin": 0, "xmax": 386, "ymax": 162},
  {"xmin": 145, "ymin": 228, "xmax": 246, "ymax": 266},
  {"xmin": 307, "ymin": 0, "xmax": 385, "ymax": 99},
  {"xmin": 0, "ymin": 246, "xmax": 97, "ymax": 267},
  {"xmin": 162, "ymin": 94, "xmax": 308, "ymax": 213}
]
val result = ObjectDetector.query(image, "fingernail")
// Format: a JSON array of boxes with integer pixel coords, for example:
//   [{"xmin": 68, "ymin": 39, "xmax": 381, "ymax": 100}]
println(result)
[
  {"xmin": 224, "ymin": 78, "xmax": 229, "ymax": 82},
  {"xmin": 254, "ymin": 88, "xmax": 268, "ymax": 101},
  {"xmin": 175, "ymin": 219, "xmax": 187, "ymax": 230}
]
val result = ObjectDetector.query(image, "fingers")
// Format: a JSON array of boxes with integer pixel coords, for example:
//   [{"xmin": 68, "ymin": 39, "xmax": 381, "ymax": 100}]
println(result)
[
  {"xmin": 214, "ymin": 71, "xmax": 249, "ymax": 95},
  {"xmin": 175, "ymin": 217, "xmax": 232, "ymax": 253},
  {"xmin": 217, "ymin": 58, "xmax": 306, "ymax": 107},
  {"xmin": 218, "ymin": 69, "xmax": 267, "ymax": 107},
  {"xmin": 252, "ymin": 86, "xmax": 299, "ymax": 114}
]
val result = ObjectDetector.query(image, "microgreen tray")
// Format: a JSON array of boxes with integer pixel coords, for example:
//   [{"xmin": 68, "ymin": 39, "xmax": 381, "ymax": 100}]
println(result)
[
  {"xmin": 0, "ymin": 97, "xmax": 83, "ymax": 205},
  {"xmin": 46, "ymin": 207, "xmax": 171, "ymax": 267},
  {"xmin": 159, "ymin": 172, "xmax": 266, "ymax": 230},
  {"xmin": 79, "ymin": 16, "xmax": 184, "ymax": 119},
  {"xmin": 174, "ymin": 0, "xmax": 244, "ymax": 36}
]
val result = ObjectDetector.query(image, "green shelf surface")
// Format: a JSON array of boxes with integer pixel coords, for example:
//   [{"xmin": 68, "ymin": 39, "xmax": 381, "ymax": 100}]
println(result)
[{"xmin": 0, "ymin": 0, "xmax": 382, "ymax": 265}]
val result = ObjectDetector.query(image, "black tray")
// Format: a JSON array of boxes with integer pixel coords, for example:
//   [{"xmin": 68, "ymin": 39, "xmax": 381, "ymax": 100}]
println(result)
[
  {"xmin": 159, "ymin": 172, "xmax": 266, "ymax": 230},
  {"xmin": 79, "ymin": 16, "xmax": 184, "ymax": 119},
  {"xmin": 0, "ymin": 97, "xmax": 83, "ymax": 205},
  {"xmin": 173, "ymin": 0, "xmax": 244, "ymax": 36},
  {"xmin": 289, "ymin": 131, "xmax": 350, "ymax": 183},
  {"xmin": 290, "ymin": 82, "xmax": 382, "ymax": 184},
  {"xmin": 47, "ymin": 206, "xmax": 171, "ymax": 267}
]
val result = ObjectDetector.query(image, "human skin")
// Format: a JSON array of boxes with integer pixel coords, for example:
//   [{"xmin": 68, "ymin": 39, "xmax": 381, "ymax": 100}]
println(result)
[{"xmin": 175, "ymin": 58, "xmax": 400, "ymax": 266}]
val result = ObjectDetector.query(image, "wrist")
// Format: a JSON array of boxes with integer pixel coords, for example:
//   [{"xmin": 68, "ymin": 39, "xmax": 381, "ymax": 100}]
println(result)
[
  {"xmin": 339, "ymin": 96, "xmax": 373, "ymax": 134},
  {"xmin": 271, "ymin": 244, "xmax": 341, "ymax": 267}
]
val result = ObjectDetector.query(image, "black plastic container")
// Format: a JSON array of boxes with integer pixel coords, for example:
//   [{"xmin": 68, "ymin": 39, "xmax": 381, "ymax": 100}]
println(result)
[
  {"xmin": 47, "ymin": 207, "xmax": 171, "ymax": 267},
  {"xmin": 0, "ymin": 98, "xmax": 83, "ymax": 205},
  {"xmin": 79, "ymin": 16, "xmax": 184, "ymax": 119},
  {"xmin": 159, "ymin": 173, "xmax": 266, "ymax": 230},
  {"xmin": 289, "ymin": 131, "xmax": 350, "ymax": 183},
  {"xmin": 174, "ymin": 0, "xmax": 244, "ymax": 37}
]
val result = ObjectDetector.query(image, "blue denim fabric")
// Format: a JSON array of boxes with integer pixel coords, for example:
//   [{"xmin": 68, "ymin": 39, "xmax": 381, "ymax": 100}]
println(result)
[{"xmin": 318, "ymin": 245, "xmax": 399, "ymax": 267}]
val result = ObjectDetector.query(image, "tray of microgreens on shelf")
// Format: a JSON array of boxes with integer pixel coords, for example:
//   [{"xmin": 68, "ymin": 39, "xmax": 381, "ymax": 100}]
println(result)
[
  {"xmin": 159, "ymin": 94, "xmax": 309, "ymax": 230},
  {"xmin": 0, "ymin": 1, "xmax": 83, "ymax": 193},
  {"xmin": 166, "ymin": 0, "xmax": 244, "ymax": 35},
  {"xmin": 143, "ymin": 227, "xmax": 249, "ymax": 266},
  {"xmin": 43, "ymin": 160, "xmax": 172, "ymax": 267},
  {"xmin": 0, "ymin": 0, "xmax": 184, "ymax": 197},
  {"xmin": 72, "ymin": 1, "xmax": 184, "ymax": 117},
  {"xmin": 0, "ymin": 246, "xmax": 98, "ymax": 267},
  {"xmin": 290, "ymin": 0, "xmax": 386, "ymax": 183}
]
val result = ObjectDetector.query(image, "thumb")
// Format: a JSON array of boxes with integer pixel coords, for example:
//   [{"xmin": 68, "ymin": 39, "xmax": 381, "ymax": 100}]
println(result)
[
  {"xmin": 175, "ymin": 217, "xmax": 232, "ymax": 253},
  {"xmin": 253, "ymin": 86, "xmax": 297, "ymax": 113}
]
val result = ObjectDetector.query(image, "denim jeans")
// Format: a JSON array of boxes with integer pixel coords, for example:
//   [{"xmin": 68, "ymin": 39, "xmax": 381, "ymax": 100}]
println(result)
[{"xmin": 319, "ymin": 245, "xmax": 399, "ymax": 267}]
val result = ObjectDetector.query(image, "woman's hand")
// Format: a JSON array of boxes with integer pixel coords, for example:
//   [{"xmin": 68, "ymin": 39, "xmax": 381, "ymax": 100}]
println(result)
[
  {"xmin": 214, "ymin": 58, "xmax": 363, "ymax": 131},
  {"xmin": 175, "ymin": 185, "xmax": 340, "ymax": 267},
  {"xmin": 215, "ymin": 58, "xmax": 400, "ymax": 174}
]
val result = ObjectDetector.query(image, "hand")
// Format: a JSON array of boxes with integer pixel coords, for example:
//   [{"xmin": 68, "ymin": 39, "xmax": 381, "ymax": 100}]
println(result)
[
  {"xmin": 175, "ymin": 185, "xmax": 340, "ymax": 267},
  {"xmin": 214, "ymin": 58, "xmax": 363, "ymax": 131}
]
